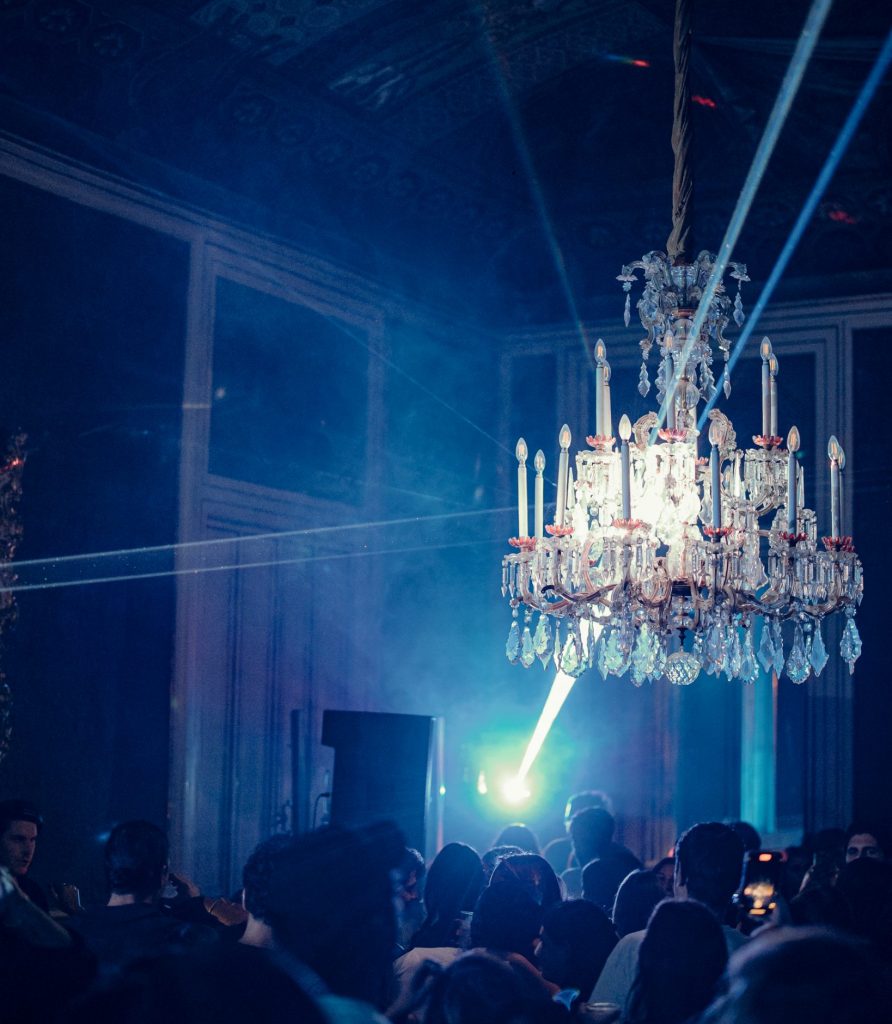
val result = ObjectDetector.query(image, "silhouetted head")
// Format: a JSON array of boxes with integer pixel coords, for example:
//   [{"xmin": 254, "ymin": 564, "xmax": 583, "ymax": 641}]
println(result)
[
  {"xmin": 844, "ymin": 822, "xmax": 888, "ymax": 863},
  {"xmin": 493, "ymin": 823, "xmax": 540, "ymax": 854},
  {"xmin": 700, "ymin": 927, "xmax": 892, "ymax": 1024},
  {"xmin": 242, "ymin": 834, "xmax": 294, "ymax": 924},
  {"xmin": 470, "ymin": 880, "xmax": 542, "ymax": 961},
  {"xmin": 675, "ymin": 822, "xmax": 745, "ymax": 917},
  {"xmin": 627, "ymin": 900, "xmax": 727, "ymax": 1024},
  {"xmin": 569, "ymin": 807, "xmax": 615, "ymax": 866},
  {"xmin": 836, "ymin": 856, "xmax": 892, "ymax": 958},
  {"xmin": 582, "ymin": 857, "xmax": 630, "ymax": 913},
  {"xmin": 564, "ymin": 790, "xmax": 613, "ymax": 827},
  {"xmin": 612, "ymin": 869, "xmax": 665, "ymax": 938},
  {"xmin": 489, "ymin": 853, "xmax": 562, "ymax": 911},
  {"xmin": 105, "ymin": 820, "xmax": 169, "ymax": 901},
  {"xmin": 425, "ymin": 952, "xmax": 565, "ymax": 1024},
  {"xmin": 264, "ymin": 822, "xmax": 404, "ymax": 1008},
  {"xmin": 652, "ymin": 857, "xmax": 675, "ymax": 898},
  {"xmin": 728, "ymin": 822, "xmax": 762, "ymax": 854},
  {"xmin": 411, "ymin": 842, "xmax": 485, "ymax": 949},
  {"xmin": 539, "ymin": 898, "xmax": 617, "ymax": 997},
  {"xmin": 0, "ymin": 799, "xmax": 43, "ymax": 878},
  {"xmin": 481, "ymin": 845, "xmax": 524, "ymax": 882}
]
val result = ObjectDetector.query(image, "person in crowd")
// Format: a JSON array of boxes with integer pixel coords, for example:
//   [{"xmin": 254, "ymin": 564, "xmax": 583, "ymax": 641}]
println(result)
[
  {"xmin": 65, "ymin": 819, "xmax": 216, "ymax": 967},
  {"xmin": 493, "ymin": 823, "xmax": 540, "ymax": 854},
  {"xmin": 537, "ymin": 898, "xmax": 617, "ymax": 1006},
  {"xmin": 698, "ymin": 926, "xmax": 892, "ymax": 1024},
  {"xmin": 625, "ymin": 900, "xmax": 727, "ymax": 1024},
  {"xmin": 468, "ymin": 879, "xmax": 555, "ymax": 993},
  {"xmin": 423, "ymin": 952, "xmax": 566, "ymax": 1024},
  {"xmin": 562, "ymin": 808, "xmax": 641, "ymax": 901},
  {"xmin": 397, "ymin": 846, "xmax": 428, "ymax": 950},
  {"xmin": 62, "ymin": 943, "xmax": 330, "ymax": 1024},
  {"xmin": 481, "ymin": 844, "xmax": 524, "ymax": 882},
  {"xmin": 239, "ymin": 833, "xmax": 294, "ymax": 948},
  {"xmin": 843, "ymin": 821, "xmax": 888, "ymax": 862},
  {"xmin": 490, "ymin": 853, "xmax": 563, "ymax": 911},
  {"xmin": 543, "ymin": 790, "xmax": 613, "ymax": 875},
  {"xmin": 835, "ymin": 856, "xmax": 892, "ymax": 960},
  {"xmin": 390, "ymin": 842, "xmax": 486, "ymax": 1013},
  {"xmin": 651, "ymin": 857, "xmax": 674, "ymax": 898},
  {"xmin": 728, "ymin": 822, "xmax": 761, "ymax": 854},
  {"xmin": 591, "ymin": 822, "xmax": 746, "ymax": 1006},
  {"xmin": 0, "ymin": 798, "xmax": 49, "ymax": 911},
  {"xmin": 1, "ymin": 865, "xmax": 96, "ymax": 1024},
  {"xmin": 264, "ymin": 821, "xmax": 404, "ymax": 1015},
  {"xmin": 788, "ymin": 882, "xmax": 854, "ymax": 931},
  {"xmin": 582, "ymin": 858, "xmax": 627, "ymax": 913},
  {"xmin": 611, "ymin": 869, "xmax": 664, "ymax": 938}
]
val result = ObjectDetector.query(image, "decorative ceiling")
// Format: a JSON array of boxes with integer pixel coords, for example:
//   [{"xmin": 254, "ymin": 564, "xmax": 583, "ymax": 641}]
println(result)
[{"xmin": 1, "ymin": 0, "xmax": 890, "ymax": 323}]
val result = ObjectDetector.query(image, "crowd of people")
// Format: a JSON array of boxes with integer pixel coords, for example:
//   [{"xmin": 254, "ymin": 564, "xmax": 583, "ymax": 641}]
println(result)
[{"xmin": 1, "ymin": 793, "xmax": 891, "ymax": 1022}]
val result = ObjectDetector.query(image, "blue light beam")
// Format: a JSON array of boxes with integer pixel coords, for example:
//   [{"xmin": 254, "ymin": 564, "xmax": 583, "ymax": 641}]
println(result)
[
  {"xmin": 698, "ymin": 26, "xmax": 892, "ymax": 431},
  {"xmin": 653, "ymin": 0, "xmax": 834, "ymax": 441}
]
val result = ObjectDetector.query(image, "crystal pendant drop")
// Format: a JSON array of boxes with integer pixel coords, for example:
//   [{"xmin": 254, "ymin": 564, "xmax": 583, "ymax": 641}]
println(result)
[
  {"xmin": 728, "ymin": 628, "xmax": 743, "ymax": 680},
  {"xmin": 771, "ymin": 619, "xmax": 785, "ymax": 676},
  {"xmin": 786, "ymin": 624, "xmax": 810, "ymax": 684},
  {"xmin": 597, "ymin": 629, "xmax": 610, "ymax": 680},
  {"xmin": 638, "ymin": 362, "xmax": 651, "ymax": 397},
  {"xmin": 705, "ymin": 623, "xmax": 725, "ymax": 675},
  {"xmin": 733, "ymin": 289, "xmax": 745, "ymax": 327},
  {"xmin": 757, "ymin": 619, "xmax": 775, "ymax": 672},
  {"xmin": 520, "ymin": 621, "xmax": 535, "ymax": 668},
  {"xmin": 506, "ymin": 614, "xmax": 521, "ymax": 664},
  {"xmin": 664, "ymin": 650, "xmax": 701, "ymax": 686},
  {"xmin": 723, "ymin": 367, "xmax": 731, "ymax": 399},
  {"xmin": 809, "ymin": 621, "xmax": 829, "ymax": 676},
  {"xmin": 841, "ymin": 615, "xmax": 862, "ymax": 674},
  {"xmin": 533, "ymin": 613, "xmax": 553, "ymax": 668},
  {"xmin": 740, "ymin": 628, "xmax": 758, "ymax": 683},
  {"xmin": 623, "ymin": 291, "xmax": 631, "ymax": 327},
  {"xmin": 559, "ymin": 634, "xmax": 580, "ymax": 676}
]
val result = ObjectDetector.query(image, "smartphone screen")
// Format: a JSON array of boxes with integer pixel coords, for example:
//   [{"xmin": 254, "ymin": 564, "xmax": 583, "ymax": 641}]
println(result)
[{"xmin": 735, "ymin": 850, "xmax": 784, "ymax": 918}]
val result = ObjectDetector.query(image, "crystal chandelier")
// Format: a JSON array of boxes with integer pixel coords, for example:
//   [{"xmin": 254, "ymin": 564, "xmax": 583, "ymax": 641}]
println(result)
[{"xmin": 500, "ymin": 2, "xmax": 863, "ymax": 687}]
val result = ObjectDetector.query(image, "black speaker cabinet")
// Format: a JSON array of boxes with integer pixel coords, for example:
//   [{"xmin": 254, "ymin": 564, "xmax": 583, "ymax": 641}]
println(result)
[{"xmin": 321, "ymin": 709, "xmax": 443, "ymax": 856}]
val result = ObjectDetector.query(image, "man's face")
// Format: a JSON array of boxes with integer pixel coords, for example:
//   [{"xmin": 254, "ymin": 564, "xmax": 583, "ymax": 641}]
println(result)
[
  {"xmin": 846, "ymin": 833, "xmax": 883, "ymax": 863},
  {"xmin": 655, "ymin": 862, "xmax": 675, "ymax": 897},
  {"xmin": 0, "ymin": 820, "xmax": 38, "ymax": 876}
]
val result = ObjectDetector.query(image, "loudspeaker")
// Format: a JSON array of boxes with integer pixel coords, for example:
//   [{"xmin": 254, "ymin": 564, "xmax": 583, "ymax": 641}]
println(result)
[{"xmin": 321, "ymin": 709, "xmax": 443, "ymax": 856}]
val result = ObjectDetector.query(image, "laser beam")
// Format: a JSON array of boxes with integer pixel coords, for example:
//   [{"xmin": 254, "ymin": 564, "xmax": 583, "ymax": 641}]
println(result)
[
  {"xmin": 698, "ymin": 26, "xmax": 892, "ymax": 431},
  {"xmin": 653, "ymin": 0, "xmax": 834, "ymax": 441}
]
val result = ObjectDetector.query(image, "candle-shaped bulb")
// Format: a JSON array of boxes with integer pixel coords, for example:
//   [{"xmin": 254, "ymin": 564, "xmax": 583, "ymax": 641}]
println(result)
[
  {"xmin": 594, "ymin": 339, "xmax": 606, "ymax": 364},
  {"xmin": 828, "ymin": 435, "xmax": 841, "ymax": 461},
  {"xmin": 534, "ymin": 449, "xmax": 545, "ymax": 474},
  {"xmin": 618, "ymin": 414, "xmax": 632, "ymax": 442},
  {"xmin": 769, "ymin": 355, "xmax": 779, "ymax": 378},
  {"xmin": 838, "ymin": 443, "xmax": 846, "ymax": 470},
  {"xmin": 559, "ymin": 424, "xmax": 572, "ymax": 450},
  {"xmin": 760, "ymin": 337, "xmax": 773, "ymax": 361},
  {"xmin": 708, "ymin": 419, "xmax": 724, "ymax": 448},
  {"xmin": 787, "ymin": 426, "xmax": 800, "ymax": 453},
  {"xmin": 516, "ymin": 437, "xmax": 528, "ymax": 463},
  {"xmin": 533, "ymin": 449, "xmax": 545, "ymax": 538}
]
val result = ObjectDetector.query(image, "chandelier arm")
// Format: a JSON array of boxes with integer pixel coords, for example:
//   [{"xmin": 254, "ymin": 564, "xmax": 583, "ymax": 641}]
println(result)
[{"xmin": 666, "ymin": 0, "xmax": 695, "ymax": 262}]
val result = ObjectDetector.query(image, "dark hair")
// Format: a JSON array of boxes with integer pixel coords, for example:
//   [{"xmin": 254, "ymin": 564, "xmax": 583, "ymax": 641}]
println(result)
[
  {"xmin": 105, "ymin": 820, "xmax": 168, "ymax": 899},
  {"xmin": 836, "ymin": 857, "xmax": 892, "ymax": 958},
  {"xmin": 264, "ymin": 822, "xmax": 404, "ymax": 1008},
  {"xmin": 570, "ymin": 807, "xmax": 615, "ymax": 865},
  {"xmin": 626, "ymin": 900, "xmax": 727, "ymax": 1024},
  {"xmin": 789, "ymin": 884, "xmax": 854, "ymax": 931},
  {"xmin": 0, "ymin": 799, "xmax": 43, "ymax": 834},
  {"xmin": 700, "ymin": 927, "xmax": 892, "ymax": 1024},
  {"xmin": 493, "ymin": 823, "xmax": 540, "ymax": 854},
  {"xmin": 582, "ymin": 858, "xmax": 629, "ymax": 913},
  {"xmin": 425, "ymin": 952, "xmax": 564, "ymax": 1024},
  {"xmin": 481, "ymin": 845, "xmax": 524, "ymax": 882},
  {"xmin": 728, "ymin": 822, "xmax": 761, "ymax": 853},
  {"xmin": 844, "ymin": 822, "xmax": 889, "ymax": 856},
  {"xmin": 469, "ymin": 880, "xmax": 542, "ymax": 959},
  {"xmin": 489, "ymin": 853, "xmax": 563, "ymax": 910},
  {"xmin": 564, "ymin": 790, "xmax": 613, "ymax": 821},
  {"xmin": 400, "ymin": 846, "xmax": 427, "ymax": 886},
  {"xmin": 612, "ymin": 869, "xmax": 665, "ymax": 938},
  {"xmin": 675, "ymin": 822, "xmax": 744, "ymax": 916},
  {"xmin": 242, "ymin": 834, "xmax": 294, "ymax": 923},
  {"xmin": 411, "ymin": 842, "xmax": 485, "ymax": 949},
  {"xmin": 540, "ymin": 898, "xmax": 618, "ymax": 997}
]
